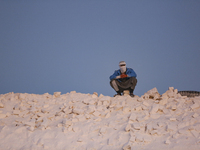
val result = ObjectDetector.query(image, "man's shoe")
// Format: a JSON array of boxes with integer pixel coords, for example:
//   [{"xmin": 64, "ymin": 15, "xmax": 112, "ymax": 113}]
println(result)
[
  {"xmin": 114, "ymin": 93, "xmax": 121, "ymax": 97},
  {"xmin": 130, "ymin": 93, "xmax": 135, "ymax": 97}
]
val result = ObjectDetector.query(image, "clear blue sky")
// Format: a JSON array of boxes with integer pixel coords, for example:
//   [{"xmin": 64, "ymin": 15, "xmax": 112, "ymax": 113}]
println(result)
[{"xmin": 0, "ymin": 1, "xmax": 200, "ymax": 97}]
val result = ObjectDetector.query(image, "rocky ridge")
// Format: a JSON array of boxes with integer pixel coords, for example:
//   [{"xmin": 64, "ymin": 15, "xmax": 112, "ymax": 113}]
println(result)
[{"xmin": 0, "ymin": 87, "xmax": 200, "ymax": 150}]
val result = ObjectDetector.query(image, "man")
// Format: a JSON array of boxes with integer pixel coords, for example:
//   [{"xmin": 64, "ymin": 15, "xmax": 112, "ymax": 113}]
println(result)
[{"xmin": 109, "ymin": 61, "xmax": 137, "ymax": 97}]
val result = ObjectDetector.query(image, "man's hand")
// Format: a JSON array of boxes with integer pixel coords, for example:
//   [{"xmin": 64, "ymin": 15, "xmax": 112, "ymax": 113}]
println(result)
[
  {"xmin": 120, "ymin": 73, "xmax": 127, "ymax": 78},
  {"xmin": 116, "ymin": 75, "xmax": 120, "ymax": 79}
]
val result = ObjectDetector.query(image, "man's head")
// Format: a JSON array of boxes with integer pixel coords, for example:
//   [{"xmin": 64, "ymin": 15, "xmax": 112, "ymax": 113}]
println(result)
[{"xmin": 119, "ymin": 61, "xmax": 126, "ymax": 73}]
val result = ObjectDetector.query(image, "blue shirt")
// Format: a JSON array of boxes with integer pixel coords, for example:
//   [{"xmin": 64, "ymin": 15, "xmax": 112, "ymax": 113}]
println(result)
[{"xmin": 109, "ymin": 68, "xmax": 137, "ymax": 81}]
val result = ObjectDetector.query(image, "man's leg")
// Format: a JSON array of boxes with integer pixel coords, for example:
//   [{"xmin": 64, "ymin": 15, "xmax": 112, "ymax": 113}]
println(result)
[
  {"xmin": 110, "ymin": 80, "xmax": 121, "ymax": 96},
  {"xmin": 130, "ymin": 77, "xmax": 137, "ymax": 91},
  {"xmin": 129, "ymin": 77, "xmax": 137, "ymax": 96},
  {"xmin": 110, "ymin": 78, "xmax": 137, "ymax": 97}
]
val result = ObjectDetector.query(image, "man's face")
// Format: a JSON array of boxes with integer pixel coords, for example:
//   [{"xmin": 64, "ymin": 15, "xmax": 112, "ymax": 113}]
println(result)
[{"xmin": 119, "ymin": 64, "xmax": 126, "ymax": 73}]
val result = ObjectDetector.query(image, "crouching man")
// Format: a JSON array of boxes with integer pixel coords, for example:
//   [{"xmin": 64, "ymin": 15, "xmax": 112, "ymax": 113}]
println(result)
[{"xmin": 109, "ymin": 61, "xmax": 137, "ymax": 97}]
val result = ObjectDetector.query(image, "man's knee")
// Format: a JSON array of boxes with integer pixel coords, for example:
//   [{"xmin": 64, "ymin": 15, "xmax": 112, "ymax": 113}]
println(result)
[
  {"xmin": 130, "ymin": 77, "xmax": 137, "ymax": 84},
  {"xmin": 110, "ymin": 80, "xmax": 117, "ymax": 87},
  {"xmin": 110, "ymin": 80, "xmax": 119, "ymax": 91},
  {"xmin": 110, "ymin": 80, "xmax": 115, "ymax": 85}
]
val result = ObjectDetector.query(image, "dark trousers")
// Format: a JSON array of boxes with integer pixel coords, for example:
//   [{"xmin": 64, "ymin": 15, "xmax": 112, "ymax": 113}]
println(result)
[{"xmin": 110, "ymin": 77, "xmax": 137, "ymax": 93}]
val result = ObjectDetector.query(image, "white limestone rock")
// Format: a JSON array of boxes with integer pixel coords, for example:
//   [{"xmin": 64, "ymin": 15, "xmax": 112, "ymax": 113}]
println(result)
[
  {"xmin": 167, "ymin": 123, "xmax": 177, "ymax": 132},
  {"xmin": 76, "ymin": 115, "xmax": 86, "ymax": 122},
  {"xmin": 99, "ymin": 127, "xmax": 107, "ymax": 134},
  {"xmin": 40, "ymin": 117, "xmax": 49, "ymax": 128},
  {"xmin": 149, "ymin": 104, "xmax": 159, "ymax": 114},
  {"xmin": 178, "ymin": 121, "xmax": 189, "ymax": 130},
  {"xmin": 114, "ymin": 100, "xmax": 125, "ymax": 110},
  {"xmin": 41, "ymin": 108, "xmax": 49, "ymax": 113},
  {"xmin": 172, "ymin": 133, "xmax": 179, "ymax": 139},
  {"xmin": 77, "ymin": 138, "xmax": 83, "ymax": 142},
  {"xmin": 143, "ymin": 134, "xmax": 152, "ymax": 143},
  {"xmin": 123, "ymin": 144, "xmax": 131, "ymax": 150},
  {"xmin": 171, "ymin": 104, "xmax": 177, "ymax": 111},
  {"xmin": 178, "ymin": 128, "xmax": 190, "ymax": 135},
  {"xmin": 96, "ymin": 105, "xmax": 106, "ymax": 112},
  {"xmin": 162, "ymin": 108, "xmax": 170, "ymax": 114},
  {"xmin": 125, "ymin": 123, "xmax": 132, "ymax": 132},
  {"xmin": 103, "ymin": 100, "xmax": 110, "ymax": 107},
  {"xmin": 146, "ymin": 123, "xmax": 153, "ymax": 133},
  {"xmin": 93, "ymin": 92, "xmax": 98, "ymax": 97},
  {"xmin": 89, "ymin": 99, "xmax": 97, "ymax": 105},
  {"xmin": 0, "ymin": 102, "xmax": 4, "ymax": 108},
  {"xmin": 123, "ymin": 106, "xmax": 131, "ymax": 113},
  {"xmin": 57, "ymin": 123, "xmax": 62, "ymax": 128},
  {"xmin": 141, "ymin": 105, "xmax": 148, "ymax": 110},
  {"xmin": 93, "ymin": 111, "xmax": 101, "ymax": 117},
  {"xmin": 136, "ymin": 97, "xmax": 143, "ymax": 102},
  {"xmin": 190, "ymin": 130, "xmax": 199, "ymax": 138},
  {"xmin": 0, "ymin": 113, "xmax": 6, "ymax": 119},
  {"xmin": 135, "ymin": 134, "xmax": 143, "ymax": 142},
  {"xmin": 174, "ymin": 89, "xmax": 178, "ymax": 94},
  {"xmin": 68, "ymin": 126, "xmax": 73, "ymax": 131},
  {"xmin": 43, "ymin": 104, "xmax": 49, "ymax": 108},
  {"xmin": 129, "ymin": 113, "xmax": 137, "ymax": 122},
  {"xmin": 24, "ymin": 119, "xmax": 36, "ymax": 128},
  {"xmin": 73, "ymin": 108, "xmax": 85, "ymax": 115},
  {"xmin": 129, "ymin": 136, "xmax": 136, "ymax": 143},
  {"xmin": 167, "ymin": 92, "xmax": 176, "ymax": 98},
  {"xmin": 165, "ymin": 139, "xmax": 171, "ymax": 145},
  {"xmin": 72, "ymin": 126, "xmax": 80, "ymax": 132},
  {"xmin": 144, "ymin": 87, "xmax": 160, "ymax": 100},
  {"xmin": 143, "ymin": 101, "xmax": 150, "ymax": 107},
  {"xmin": 108, "ymin": 138, "xmax": 117, "ymax": 146},
  {"xmin": 99, "ymin": 96, "xmax": 110, "ymax": 106},
  {"xmin": 70, "ymin": 91, "xmax": 76, "ymax": 94},
  {"xmin": 132, "ymin": 123, "xmax": 141, "ymax": 130},
  {"xmin": 168, "ymin": 87, "xmax": 174, "ymax": 91},
  {"xmin": 193, "ymin": 124, "xmax": 200, "ymax": 132},
  {"xmin": 27, "ymin": 126, "xmax": 35, "ymax": 132},
  {"xmin": 157, "ymin": 122, "xmax": 166, "ymax": 128},
  {"xmin": 190, "ymin": 103, "xmax": 199, "ymax": 110},
  {"xmin": 12, "ymin": 109, "xmax": 21, "ymax": 115},
  {"xmin": 82, "ymin": 98, "xmax": 89, "ymax": 104},
  {"xmin": 150, "ymin": 114, "xmax": 160, "ymax": 119},
  {"xmin": 87, "ymin": 105, "xmax": 96, "ymax": 114},
  {"xmin": 71, "ymin": 118, "xmax": 79, "ymax": 122},
  {"xmin": 19, "ymin": 93, "xmax": 27, "ymax": 100},
  {"xmin": 105, "ymin": 112, "xmax": 111, "ymax": 118},
  {"xmin": 136, "ymin": 116, "xmax": 147, "ymax": 122},
  {"xmin": 135, "ymin": 105, "xmax": 142, "ymax": 112},
  {"xmin": 63, "ymin": 107, "xmax": 72, "ymax": 114},
  {"xmin": 62, "ymin": 119, "xmax": 72, "ymax": 127},
  {"xmin": 170, "ymin": 118, "xmax": 177, "ymax": 121},
  {"xmin": 159, "ymin": 98, "xmax": 168, "ymax": 105}
]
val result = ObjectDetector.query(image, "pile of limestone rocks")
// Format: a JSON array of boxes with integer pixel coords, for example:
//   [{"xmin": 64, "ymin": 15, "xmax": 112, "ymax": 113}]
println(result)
[
  {"xmin": 123, "ymin": 87, "xmax": 200, "ymax": 149},
  {"xmin": 0, "ymin": 87, "xmax": 200, "ymax": 149}
]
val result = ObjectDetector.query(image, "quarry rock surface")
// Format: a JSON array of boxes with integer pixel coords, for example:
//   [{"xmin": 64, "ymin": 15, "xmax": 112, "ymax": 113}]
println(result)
[{"xmin": 0, "ymin": 87, "xmax": 200, "ymax": 150}]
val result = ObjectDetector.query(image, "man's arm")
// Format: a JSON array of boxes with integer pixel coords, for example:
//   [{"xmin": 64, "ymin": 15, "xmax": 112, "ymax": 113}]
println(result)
[
  {"xmin": 109, "ymin": 70, "xmax": 120, "ymax": 80},
  {"xmin": 126, "ymin": 68, "xmax": 137, "ymax": 78}
]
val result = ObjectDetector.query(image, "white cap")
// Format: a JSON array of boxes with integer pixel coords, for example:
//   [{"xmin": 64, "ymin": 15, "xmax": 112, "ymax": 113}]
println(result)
[{"xmin": 119, "ymin": 61, "xmax": 126, "ymax": 66}]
